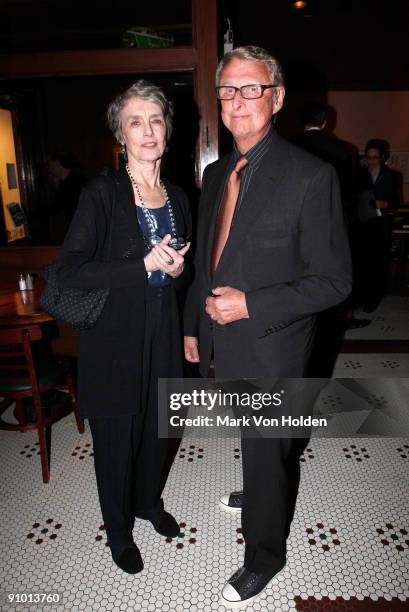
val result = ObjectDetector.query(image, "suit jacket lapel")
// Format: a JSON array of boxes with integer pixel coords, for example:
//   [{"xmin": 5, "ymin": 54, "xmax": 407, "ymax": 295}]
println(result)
[
  {"xmin": 203, "ymin": 155, "xmax": 232, "ymax": 284},
  {"xmin": 213, "ymin": 133, "xmax": 289, "ymax": 283}
]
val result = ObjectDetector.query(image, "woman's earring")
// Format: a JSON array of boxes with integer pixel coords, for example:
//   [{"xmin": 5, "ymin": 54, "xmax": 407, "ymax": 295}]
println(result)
[{"xmin": 120, "ymin": 144, "xmax": 127, "ymax": 160}]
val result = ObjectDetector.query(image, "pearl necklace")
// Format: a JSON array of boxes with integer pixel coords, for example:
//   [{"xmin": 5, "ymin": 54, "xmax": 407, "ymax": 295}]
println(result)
[
  {"xmin": 125, "ymin": 164, "xmax": 168, "ymax": 208},
  {"xmin": 126, "ymin": 164, "xmax": 183, "ymax": 250}
]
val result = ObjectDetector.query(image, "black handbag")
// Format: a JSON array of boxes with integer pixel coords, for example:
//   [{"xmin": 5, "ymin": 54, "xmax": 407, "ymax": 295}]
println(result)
[{"xmin": 40, "ymin": 178, "xmax": 115, "ymax": 330}]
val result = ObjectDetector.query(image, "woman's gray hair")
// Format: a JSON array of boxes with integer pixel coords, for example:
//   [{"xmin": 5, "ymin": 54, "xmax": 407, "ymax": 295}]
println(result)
[
  {"xmin": 215, "ymin": 45, "xmax": 285, "ymax": 87},
  {"xmin": 107, "ymin": 79, "xmax": 173, "ymax": 143}
]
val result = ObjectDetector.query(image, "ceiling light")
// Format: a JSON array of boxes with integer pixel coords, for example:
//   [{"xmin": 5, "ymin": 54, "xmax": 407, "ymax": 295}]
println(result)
[{"xmin": 291, "ymin": 1, "xmax": 308, "ymax": 9}]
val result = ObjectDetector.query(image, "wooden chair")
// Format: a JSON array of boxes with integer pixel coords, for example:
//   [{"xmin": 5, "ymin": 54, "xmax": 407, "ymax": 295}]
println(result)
[{"xmin": 0, "ymin": 325, "xmax": 84, "ymax": 483}]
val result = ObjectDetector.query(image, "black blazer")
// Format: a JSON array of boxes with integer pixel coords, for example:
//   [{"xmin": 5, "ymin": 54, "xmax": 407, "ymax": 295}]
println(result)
[
  {"xmin": 184, "ymin": 130, "xmax": 352, "ymax": 378},
  {"xmin": 55, "ymin": 166, "xmax": 191, "ymax": 418}
]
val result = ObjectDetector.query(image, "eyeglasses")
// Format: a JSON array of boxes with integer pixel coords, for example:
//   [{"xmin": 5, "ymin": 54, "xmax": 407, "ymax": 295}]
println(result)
[{"xmin": 216, "ymin": 84, "xmax": 276, "ymax": 100}]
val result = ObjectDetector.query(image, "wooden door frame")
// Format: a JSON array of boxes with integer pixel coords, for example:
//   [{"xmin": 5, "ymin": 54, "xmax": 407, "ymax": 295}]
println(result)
[{"xmin": 0, "ymin": 0, "xmax": 219, "ymax": 186}]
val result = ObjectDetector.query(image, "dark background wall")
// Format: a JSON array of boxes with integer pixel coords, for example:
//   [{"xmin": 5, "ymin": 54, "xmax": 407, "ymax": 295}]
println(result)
[{"xmin": 1, "ymin": 0, "xmax": 408, "ymax": 241}]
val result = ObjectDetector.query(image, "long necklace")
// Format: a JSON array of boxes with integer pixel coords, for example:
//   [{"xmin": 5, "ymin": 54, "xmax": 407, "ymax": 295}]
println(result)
[
  {"xmin": 126, "ymin": 163, "xmax": 165, "ymax": 208},
  {"xmin": 126, "ymin": 164, "xmax": 182, "ymax": 249}
]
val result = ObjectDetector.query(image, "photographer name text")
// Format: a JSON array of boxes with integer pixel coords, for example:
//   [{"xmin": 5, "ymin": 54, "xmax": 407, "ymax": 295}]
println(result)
[{"xmin": 169, "ymin": 415, "xmax": 327, "ymax": 428}]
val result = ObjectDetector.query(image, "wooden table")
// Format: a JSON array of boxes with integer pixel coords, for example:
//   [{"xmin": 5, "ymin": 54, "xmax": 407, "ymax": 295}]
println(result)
[
  {"xmin": 0, "ymin": 283, "xmax": 79, "ymax": 356},
  {"xmin": 0, "ymin": 284, "xmax": 53, "ymax": 326}
]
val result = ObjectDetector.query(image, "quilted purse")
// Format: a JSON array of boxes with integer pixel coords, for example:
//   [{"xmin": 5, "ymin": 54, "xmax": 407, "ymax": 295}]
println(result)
[
  {"xmin": 39, "ymin": 262, "xmax": 109, "ymax": 330},
  {"xmin": 40, "ymin": 178, "xmax": 115, "ymax": 330}
]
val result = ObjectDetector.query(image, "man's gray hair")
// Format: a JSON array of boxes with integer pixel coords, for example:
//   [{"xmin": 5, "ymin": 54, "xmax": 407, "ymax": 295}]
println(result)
[
  {"xmin": 216, "ymin": 45, "xmax": 285, "ymax": 87},
  {"xmin": 107, "ymin": 79, "xmax": 173, "ymax": 143}
]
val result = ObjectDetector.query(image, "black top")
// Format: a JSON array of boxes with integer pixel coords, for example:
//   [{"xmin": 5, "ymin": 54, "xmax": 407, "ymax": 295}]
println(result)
[
  {"xmin": 55, "ymin": 167, "xmax": 191, "ymax": 418},
  {"xmin": 136, "ymin": 204, "xmax": 172, "ymax": 287}
]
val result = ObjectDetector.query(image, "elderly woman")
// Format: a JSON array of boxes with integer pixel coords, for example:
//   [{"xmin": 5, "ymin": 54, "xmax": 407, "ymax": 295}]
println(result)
[{"xmin": 55, "ymin": 80, "xmax": 191, "ymax": 574}]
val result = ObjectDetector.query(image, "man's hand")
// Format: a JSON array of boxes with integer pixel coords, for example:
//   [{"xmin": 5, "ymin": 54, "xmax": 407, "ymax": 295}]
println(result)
[
  {"xmin": 184, "ymin": 336, "xmax": 200, "ymax": 362},
  {"xmin": 205, "ymin": 286, "xmax": 249, "ymax": 325}
]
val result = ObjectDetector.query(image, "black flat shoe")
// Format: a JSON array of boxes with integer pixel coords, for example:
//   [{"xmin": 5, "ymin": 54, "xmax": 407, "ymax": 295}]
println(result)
[
  {"xmin": 151, "ymin": 510, "xmax": 180, "ymax": 538},
  {"xmin": 111, "ymin": 544, "xmax": 143, "ymax": 574},
  {"xmin": 346, "ymin": 317, "xmax": 371, "ymax": 329},
  {"xmin": 221, "ymin": 563, "xmax": 285, "ymax": 608},
  {"xmin": 136, "ymin": 500, "xmax": 180, "ymax": 538},
  {"xmin": 363, "ymin": 301, "xmax": 380, "ymax": 313}
]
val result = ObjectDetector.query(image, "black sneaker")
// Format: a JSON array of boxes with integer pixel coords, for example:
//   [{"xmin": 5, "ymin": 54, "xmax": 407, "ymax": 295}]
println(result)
[
  {"xmin": 219, "ymin": 491, "xmax": 243, "ymax": 513},
  {"xmin": 221, "ymin": 564, "xmax": 285, "ymax": 608}
]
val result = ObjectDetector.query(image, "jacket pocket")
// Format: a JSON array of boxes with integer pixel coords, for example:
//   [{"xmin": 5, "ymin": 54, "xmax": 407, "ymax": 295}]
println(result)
[{"xmin": 250, "ymin": 227, "xmax": 290, "ymax": 249}]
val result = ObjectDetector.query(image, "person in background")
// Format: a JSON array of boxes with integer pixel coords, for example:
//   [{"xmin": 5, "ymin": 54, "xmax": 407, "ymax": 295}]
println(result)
[
  {"xmin": 54, "ymin": 80, "xmax": 191, "ymax": 575},
  {"xmin": 297, "ymin": 101, "xmax": 365, "ymax": 375},
  {"xmin": 298, "ymin": 100, "xmax": 357, "ymax": 212},
  {"xmin": 47, "ymin": 151, "xmax": 85, "ymax": 244},
  {"xmin": 184, "ymin": 46, "xmax": 351, "ymax": 607},
  {"xmin": 357, "ymin": 138, "xmax": 400, "ymax": 312}
]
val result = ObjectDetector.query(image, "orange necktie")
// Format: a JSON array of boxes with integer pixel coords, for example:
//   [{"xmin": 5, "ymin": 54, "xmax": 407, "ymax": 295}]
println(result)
[{"xmin": 211, "ymin": 156, "xmax": 248, "ymax": 275}]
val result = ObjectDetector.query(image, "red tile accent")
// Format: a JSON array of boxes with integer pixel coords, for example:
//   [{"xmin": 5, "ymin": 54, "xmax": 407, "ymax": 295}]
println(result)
[{"xmin": 295, "ymin": 596, "xmax": 409, "ymax": 610}]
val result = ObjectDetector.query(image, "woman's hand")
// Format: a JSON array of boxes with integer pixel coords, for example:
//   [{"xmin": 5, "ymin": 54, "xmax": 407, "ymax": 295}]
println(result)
[{"xmin": 144, "ymin": 234, "xmax": 191, "ymax": 278}]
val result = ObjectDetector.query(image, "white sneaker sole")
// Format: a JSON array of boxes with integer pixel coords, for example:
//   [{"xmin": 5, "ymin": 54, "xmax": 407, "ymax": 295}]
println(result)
[
  {"xmin": 220, "ymin": 565, "xmax": 285, "ymax": 609},
  {"xmin": 219, "ymin": 494, "xmax": 242, "ymax": 514}
]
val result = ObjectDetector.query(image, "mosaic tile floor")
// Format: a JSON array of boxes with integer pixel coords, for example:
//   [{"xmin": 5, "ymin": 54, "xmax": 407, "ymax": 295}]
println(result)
[
  {"xmin": 1, "ymin": 404, "xmax": 408, "ymax": 612},
  {"xmin": 1, "ymin": 295, "xmax": 408, "ymax": 611},
  {"xmin": 333, "ymin": 354, "xmax": 409, "ymax": 378},
  {"xmin": 344, "ymin": 296, "xmax": 409, "ymax": 341}
]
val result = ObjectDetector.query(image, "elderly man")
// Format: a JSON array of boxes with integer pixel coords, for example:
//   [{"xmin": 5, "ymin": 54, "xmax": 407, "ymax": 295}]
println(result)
[{"xmin": 184, "ymin": 46, "xmax": 351, "ymax": 607}]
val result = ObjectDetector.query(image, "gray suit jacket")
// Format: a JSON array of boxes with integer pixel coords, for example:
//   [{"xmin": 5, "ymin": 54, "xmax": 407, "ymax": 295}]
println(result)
[{"xmin": 184, "ymin": 130, "xmax": 352, "ymax": 378}]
